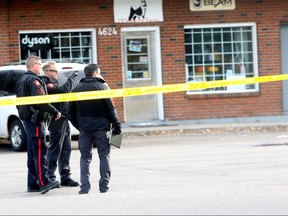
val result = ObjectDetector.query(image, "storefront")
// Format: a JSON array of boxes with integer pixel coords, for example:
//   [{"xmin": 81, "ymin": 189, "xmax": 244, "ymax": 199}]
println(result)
[{"xmin": 0, "ymin": 0, "xmax": 287, "ymax": 123}]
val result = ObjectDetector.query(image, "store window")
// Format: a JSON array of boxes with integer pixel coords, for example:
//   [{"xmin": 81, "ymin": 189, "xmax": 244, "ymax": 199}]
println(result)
[
  {"xmin": 19, "ymin": 29, "xmax": 96, "ymax": 64},
  {"xmin": 126, "ymin": 38, "xmax": 150, "ymax": 80},
  {"xmin": 184, "ymin": 23, "xmax": 259, "ymax": 94}
]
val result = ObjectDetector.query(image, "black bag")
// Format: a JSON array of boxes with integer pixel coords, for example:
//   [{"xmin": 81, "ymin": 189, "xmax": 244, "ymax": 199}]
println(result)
[{"xmin": 47, "ymin": 115, "xmax": 66, "ymax": 131}]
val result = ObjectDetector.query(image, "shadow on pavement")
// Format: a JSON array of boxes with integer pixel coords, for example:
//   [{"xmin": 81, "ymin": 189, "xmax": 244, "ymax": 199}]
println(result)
[{"xmin": 0, "ymin": 143, "xmax": 13, "ymax": 153}]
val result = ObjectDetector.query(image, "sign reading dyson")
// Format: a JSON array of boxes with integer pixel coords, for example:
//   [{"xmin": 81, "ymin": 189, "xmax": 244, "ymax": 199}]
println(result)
[{"xmin": 20, "ymin": 34, "xmax": 53, "ymax": 50}]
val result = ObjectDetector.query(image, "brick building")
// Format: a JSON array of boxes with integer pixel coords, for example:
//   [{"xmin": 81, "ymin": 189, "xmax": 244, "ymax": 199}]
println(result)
[{"xmin": 1, "ymin": 0, "xmax": 288, "ymax": 124}]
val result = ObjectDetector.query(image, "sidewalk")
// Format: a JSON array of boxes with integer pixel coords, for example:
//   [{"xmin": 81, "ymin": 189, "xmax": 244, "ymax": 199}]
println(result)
[
  {"xmin": 71, "ymin": 115, "xmax": 288, "ymax": 149},
  {"xmin": 121, "ymin": 115, "xmax": 288, "ymax": 135}
]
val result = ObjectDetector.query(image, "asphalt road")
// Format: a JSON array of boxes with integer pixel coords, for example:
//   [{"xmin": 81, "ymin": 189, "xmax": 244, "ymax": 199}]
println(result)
[{"xmin": 1, "ymin": 130, "xmax": 288, "ymax": 215}]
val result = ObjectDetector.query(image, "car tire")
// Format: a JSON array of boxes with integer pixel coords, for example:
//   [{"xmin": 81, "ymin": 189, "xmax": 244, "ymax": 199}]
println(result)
[{"xmin": 9, "ymin": 119, "xmax": 27, "ymax": 152}]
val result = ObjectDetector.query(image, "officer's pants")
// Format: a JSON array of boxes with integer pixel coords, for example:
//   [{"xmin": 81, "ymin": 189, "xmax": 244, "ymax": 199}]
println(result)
[
  {"xmin": 23, "ymin": 120, "xmax": 50, "ymax": 189},
  {"xmin": 78, "ymin": 130, "xmax": 111, "ymax": 192},
  {"xmin": 46, "ymin": 120, "xmax": 72, "ymax": 182}
]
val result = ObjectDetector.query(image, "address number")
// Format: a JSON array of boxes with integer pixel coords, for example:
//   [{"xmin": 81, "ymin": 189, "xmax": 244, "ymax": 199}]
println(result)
[{"xmin": 98, "ymin": 27, "xmax": 117, "ymax": 36}]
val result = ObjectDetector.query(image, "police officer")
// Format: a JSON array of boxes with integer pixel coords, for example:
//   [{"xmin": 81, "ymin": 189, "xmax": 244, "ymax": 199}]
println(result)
[
  {"xmin": 68, "ymin": 63, "xmax": 122, "ymax": 194},
  {"xmin": 42, "ymin": 61, "xmax": 79, "ymax": 187},
  {"xmin": 16, "ymin": 56, "xmax": 61, "ymax": 194}
]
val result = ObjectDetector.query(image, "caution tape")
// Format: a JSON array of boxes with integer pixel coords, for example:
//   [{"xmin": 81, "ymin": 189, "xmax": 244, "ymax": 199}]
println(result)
[{"xmin": 1, "ymin": 74, "xmax": 288, "ymax": 107}]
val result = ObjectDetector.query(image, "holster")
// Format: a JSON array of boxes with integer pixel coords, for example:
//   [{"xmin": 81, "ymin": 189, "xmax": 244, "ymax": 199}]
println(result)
[
  {"xmin": 42, "ymin": 111, "xmax": 49, "ymax": 121},
  {"xmin": 29, "ymin": 106, "xmax": 40, "ymax": 124}
]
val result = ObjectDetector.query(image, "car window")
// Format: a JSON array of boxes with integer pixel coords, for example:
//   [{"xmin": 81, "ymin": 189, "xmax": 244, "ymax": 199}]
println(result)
[
  {"xmin": 0, "ymin": 91, "xmax": 7, "ymax": 96},
  {"xmin": 0, "ymin": 70, "xmax": 10, "ymax": 92},
  {"xmin": 5, "ymin": 70, "xmax": 25, "ymax": 95}
]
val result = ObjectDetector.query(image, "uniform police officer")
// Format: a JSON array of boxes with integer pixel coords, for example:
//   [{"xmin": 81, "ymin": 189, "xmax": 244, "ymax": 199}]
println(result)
[
  {"xmin": 42, "ymin": 61, "xmax": 79, "ymax": 187},
  {"xmin": 68, "ymin": 63, "xmax": 122, "ymax": 194},
  {"xmin": 16, "ymin": 56, "xmax": 61, "ymax": 194}
]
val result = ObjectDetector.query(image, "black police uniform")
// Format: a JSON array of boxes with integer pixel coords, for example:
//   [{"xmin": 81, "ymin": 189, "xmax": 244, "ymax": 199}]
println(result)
[
  {"xmin": 16, "ymin": 71, "xmax": 60, "ymax": 194},
  {"xmin": 68, "ymin": 76, "xmax": 121, "ymax": 193},
  {"xmin": 42, "ymin": 72, "xmax": 78, "ymax": 186}
]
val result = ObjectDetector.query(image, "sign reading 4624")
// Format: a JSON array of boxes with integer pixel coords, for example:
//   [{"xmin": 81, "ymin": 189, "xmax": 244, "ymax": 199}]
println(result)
[{"xmin": 98, "ymin": 27, "xmax": 117, "ymax": 36}]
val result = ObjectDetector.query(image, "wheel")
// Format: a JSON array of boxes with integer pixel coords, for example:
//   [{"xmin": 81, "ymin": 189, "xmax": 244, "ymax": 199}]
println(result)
[{"xmin": 9, "ymin": 119, "xmax": 27, "ymax": 151}]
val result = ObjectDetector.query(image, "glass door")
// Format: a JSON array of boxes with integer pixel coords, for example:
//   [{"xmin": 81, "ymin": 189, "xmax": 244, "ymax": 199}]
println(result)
[{"xmin": 121, "ymin": 28, "xmax": 163, "ymax": 123}]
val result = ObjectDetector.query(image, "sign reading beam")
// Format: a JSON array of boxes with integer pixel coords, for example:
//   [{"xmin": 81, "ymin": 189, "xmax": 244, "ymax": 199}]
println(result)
[{"xmin": 190, "ymin": 0, "xmax": 236, "ymax": 11}]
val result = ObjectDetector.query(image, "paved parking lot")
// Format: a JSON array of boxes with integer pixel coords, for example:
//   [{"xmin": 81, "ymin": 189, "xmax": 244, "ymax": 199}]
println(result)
[{"xmin": 1, "ymin": 130, "xmax": 288, "ymax": 215}]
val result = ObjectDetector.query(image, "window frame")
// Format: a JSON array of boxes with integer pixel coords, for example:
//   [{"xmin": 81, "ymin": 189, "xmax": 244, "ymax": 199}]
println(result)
[
  {"xmin": 125, "ymin": 36, "xmax": 151, "ymax": 81},
  {"xmin": 19, "ymin": 28, "xmax": 97, "ymax": 64},
  {"xmin": 184, "ymin": 22, "xmax": 259, "ymax": 95}
]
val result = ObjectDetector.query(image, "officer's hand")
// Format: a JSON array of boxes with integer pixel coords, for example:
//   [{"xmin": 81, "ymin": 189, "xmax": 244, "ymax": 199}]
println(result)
[
  {"xmin": 69, "ymin": 72, "xmax": 78, "ymax": 79},
  {"xmin": 54, "ymin": 112, "xmax": 61, "ymax": 121},
  {"xmin": 112, "ymin": 127, "xmax": 121, "ymax": 135}
]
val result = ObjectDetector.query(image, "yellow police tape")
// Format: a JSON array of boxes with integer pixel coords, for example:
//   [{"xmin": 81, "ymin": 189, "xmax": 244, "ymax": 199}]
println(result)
[{"xmin": 1, "ymin": 74, "xmax": 288, "ymax": 107}]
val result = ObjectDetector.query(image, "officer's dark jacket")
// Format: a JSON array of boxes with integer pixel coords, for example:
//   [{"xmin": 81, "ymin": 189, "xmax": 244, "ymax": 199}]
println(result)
[
  {"xmin": 68, "ymin": 77, "xmax": 121, "ymax": 132},
  {"xmin": 42, "ymin": 75, "xmax": 75, "ymax": 115},
  {"xmin": 16, "ymin": 71, "xmax": 59, "ymax": 121}
]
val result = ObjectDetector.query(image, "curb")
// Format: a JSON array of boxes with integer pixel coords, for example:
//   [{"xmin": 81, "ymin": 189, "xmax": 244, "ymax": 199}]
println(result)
[{"xmin": 122, "ymin": 124, "xmax": 288, "ymax": 136}]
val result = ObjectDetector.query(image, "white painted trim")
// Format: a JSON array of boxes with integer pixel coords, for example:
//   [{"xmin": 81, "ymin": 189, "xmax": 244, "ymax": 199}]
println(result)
[
  {"xmin": 19, "ymin": 28, "xmax": 96, "ymax": 33},
  {"xmin": 184, "ymin": 22, "xmax": 256, "ymax": 29},
  {"xmin": 91, "ymin": 29, "xmax": 97, "ymax": 63},
  {"xmin": 121, "ymin": 26, "xmax": 160, "ymax": 33}
]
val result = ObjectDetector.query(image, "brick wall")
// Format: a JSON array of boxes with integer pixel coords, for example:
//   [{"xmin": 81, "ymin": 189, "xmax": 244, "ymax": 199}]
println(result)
[
  {"xmin": 2, "ymin": 0, "xmax": 288, "ymax": 121},
  {"xmin": 0, "ymin": 1, "xmax": 11, "ymax": 65}
]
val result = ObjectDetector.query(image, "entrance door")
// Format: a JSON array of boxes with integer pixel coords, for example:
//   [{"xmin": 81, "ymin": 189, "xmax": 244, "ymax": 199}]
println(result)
[
  {"xmin": 121, "ymin": 27, "xmax": 163, "ymax": 123},
  {"xmin": 281, "ymin": 26, "xmax": 288, "ymax": 114}
]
